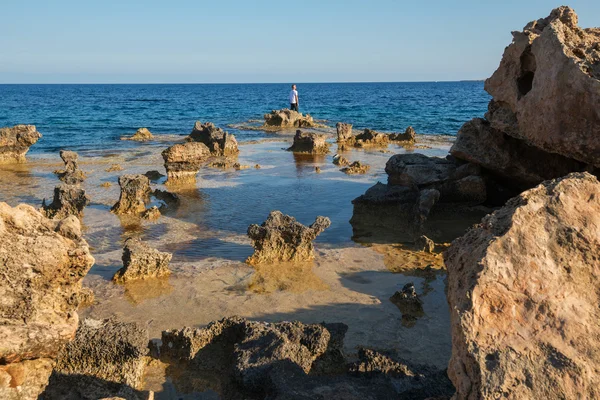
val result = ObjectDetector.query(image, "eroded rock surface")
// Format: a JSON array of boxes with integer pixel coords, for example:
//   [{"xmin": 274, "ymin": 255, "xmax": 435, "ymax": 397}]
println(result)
[
  {"xmin": 339, "ymin": 127, "xmax": 416, "ymax": 148},
  {"xmin": 188, "ymin": 121, "xmax": 239, "ymax": 156},
  {"xmin": 332, "ymin": 154, "xmax": 350, "ymax": 166},
  {"xmin": 336, "ymin": 122, "xmax": 353, "ymax": 142},
  {"xmin": 111, "ymin": 174, "xmax": 151, "ymax": 215},
  {"xmin": 341, "ymin": 161, "xmax": 370, "ymax": 175},
  {"xmin": 122, "ymin": 128, "xmax": 153, "ymax": 142},
  {"xmin": 56, "ymin": 150, "xmax": 86, "ymax": 184},
  {"xmin": 390, "ymin": 283, "xmax": 424, "ymax": 327},
  {"xmin": 445, "ymin": 172, "xmax": 600, "ymax": 399},
  {"xmin": 0, "ymin": 124, "xmax": 41, "ymax": 163},
  {"xmin": 41, "ymin": 184, "xmax": 90, "ymax": 220},
  {"xmin": 246, "ymin": 211, "xmax": 331, "ymax": 265},
  {"xmin": 112, "ymin": 238, "xmax": 172, "ymax": 283},
  {"xmin": 287, "ymin": 130, "xmax": 330, "ymax": 154},
  {"xmin": 263, "ymin": 109, "xmax": 317, "ymax": 129},
  {"xmin": 161, "ymin": 142, "xmax": 210, "ymax": 183}
]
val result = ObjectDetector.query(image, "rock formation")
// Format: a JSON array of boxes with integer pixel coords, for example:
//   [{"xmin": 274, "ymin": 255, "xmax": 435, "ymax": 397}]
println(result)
[
  {"xmin": 390, "ymin": 283, "xmax": 424, "ymax": 327},
  {"xmin": 41, "ymin": 184, "xmax": 90, "ymax": 220},
  {"xmin": 141, "ymin": 206, "xmax": 161, "ymax": 220},
  {"xmin": 263, "ymin": 109, "xmax": 317, "ymax": 129},
  {"xmin": 0, "ymin": 203, "xmax": 94, "ymax": 399},
  {"xmin": 390, "ymin": 126, "xmax": 416, "ymax": 143},
  {"xmin": 287, "ymin": 130, "xmax": 330, "ymax": 154},
  {"xmin": 143, "ymin": 170, "xmax": 165, "ymax": 182},
  {"xmin": 187, "ymin": 121, "xmax": 239, "ymax": 156},
  {"xmin": 336, "ymin": 122, "xmax": 353, "ymax": 142},
  {"xmin": 445, "ymin": 172, "xmax": 600, "ymax": 399},
  {"xmin": 111, "ymin": 174, "xmax": 151, "ymax": 215},
  {"xmin": 246, "ymin": 211, "xmax": 331, "ymax": 265},
  {"xmin": 55, "ymin": 150, "xmax": 86, "ymax": 184},
  {"xmin": 161, "ymin": 142, "xmax": 210, "ymax": 183},
  {"xmin": 0, "ymin": 124, "xmax": 42, "ymax": 163},
  {"xmin": 122, "ymin": 128, "xmax": 153, "ymax": 141},
  {"xmin": 112, "ymin": 238, "xmax": 172, "ymax": 283},
  {"xmin": 105, "ymin": 164, "xmax": 123, "ymax": 172},
  {"xmin": 338, "ymin": 127, "xmax": 416, "ymax": 148},
  {"xmin": 332, "ymin": 154, "xmax": 350, "ymax": 166},
  {"xmin": 415, "ymin": 235, "xmax": 435, "ymax": 253},
  {"xmin": 341, "ymin": 161, "xmax": 370, "ymax": 175}
]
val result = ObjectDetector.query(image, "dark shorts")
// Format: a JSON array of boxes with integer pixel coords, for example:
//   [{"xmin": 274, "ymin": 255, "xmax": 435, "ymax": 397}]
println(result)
[{"xmin": 290, "ymin": 103, "xmax": 298, "ymax": 112}]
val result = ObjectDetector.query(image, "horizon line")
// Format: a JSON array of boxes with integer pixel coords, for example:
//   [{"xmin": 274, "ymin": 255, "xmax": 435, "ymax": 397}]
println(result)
[{"xmin": 0, "ymin": 79, "xmax": 486, "ymax": 85}]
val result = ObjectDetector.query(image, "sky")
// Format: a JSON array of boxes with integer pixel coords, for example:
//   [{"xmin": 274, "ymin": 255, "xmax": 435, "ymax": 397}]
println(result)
[{"xmin": 0, "ymin": 0, "xmax": 598, "ymax": 83}]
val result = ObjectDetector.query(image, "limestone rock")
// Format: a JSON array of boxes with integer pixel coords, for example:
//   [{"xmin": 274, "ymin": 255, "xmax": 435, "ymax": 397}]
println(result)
[
  {"xmin": 353, "ymin": 129, "xmax": 391, "ymax": 147},
  {"xmin": 111, "ymin": 174, "xmax": 151, "ymax": 215},
  {"xmin": 55, "ymin": 150, "xmax": 86, "ymax": 184},
  {"xmin": 390, "ymin": 126, "xmax": 416, "ymax": 143},
  {"xmin": 0, "ymin": 358, "xmax": 54, "ymax": 400},
  {"xmin": 122, "ymin": 128, "xmax": 153, "ymax": 142},
  {"xmin": 41, "ymin": 184, "xmax": 90, "ymax": 220},
  {"xmin": 0, "ymin": 125, "xmax": 41, "ymax": 164},
  {"xmin": 161, "ymin": 142, "xmax": 210, "ymax": 183},
  {"xmin": 112, "ymin": 238, "xmax": 172, "ymax": 283},
  {"xmin": 415, "ymin": 235, "xmax": 435, "ymax": 253},
  {"xmin": 341, "ymin": 161, "xmax": 370, "ymax": 175},
  {"xmin": 263, "ymin": 109, "xmax": 316, "ymax": 129},
  {"xmin": 246, "ymin": 211, "xmax": 331, "ymax": 265},
  {"xmin": 445, "ymin": 172, "xmax": 600, "ymax": 399},
  {"xmin": 332, "ymin": 154, "xmax": 350, "ymax": 166},
  {"xmin": 187, "ymin": 121, "xmax": 239, "ymax": 156},
  {"xmin": 287, "ymin": 130, "xmax": 330, "ymax": 154},
  {"xmin": 484, "ymin": 7, "xmax": 600, "ymax": 167},
  {"xmin": 390, "ymin": 283, "xmax": 424, "ymax": 326},
  {"xmin": 141, "ymin": 206, "xmax": 161, "ymax": 221},
  {"xmin": 105, "ymin": 164, "xmax": 123, "ymax": 172},
  {"xmin": 336, "ymin": 122, "xmax": 353, "ymax": 142}
]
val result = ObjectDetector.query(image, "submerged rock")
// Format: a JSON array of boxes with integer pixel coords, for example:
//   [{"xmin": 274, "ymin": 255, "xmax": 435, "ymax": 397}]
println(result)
[
  {"xmin": 143, "ymin": 170, "xmax": 165, "ymax": 182},
  {"xmin": 112, "ymin": 238, "xmax": 172, "ymax": 283},
  {"xmin": 111, "ymin": 174, "xmax": 151, "ymax": 215},
  {"xmin": 41, "ymin": 184, "xmax": 90, "ymax": 220},
  {"xmin": 287, "ymin": 130, "xmax": 330, "ymax": 154},
  {"xmin": 105, "ymin": 164, "xmax": 123, "ymax": 172},
  {"xmin": 336, "ymin": 122, "xmax": 353, "ymax": 142},
  {"xmin": 445, "ymin": 172, "xmax": 600, "ymax": 399},
  {"xmin": 161, "ymin": 142, "xmax": 210, "ymax": 183},
  {"xmin": 390, "ymin": 283, "xmax": 424, "ymax": 326},
  {"xmin": 0, "ymin": 203, "xmax": 94, "ymax": 399},
  {"xmin": 246, "ymin": 211, "xmax": 331, "ymax": 265},
  {"xmin": 0, "ymin": 124, "xmax": 41, "ymax": 163},
  {"xmin": 122, "ymin": 127, "xmax": 153, "ymax": 142},
  {"xmin": 263, "ymin": 109, "xmax": 317, "ymax": 129},
  {"xmin": 188, "ymin": 121, "xmax": 239, "ymax": 156},
  {"xmin": 55, "ymin": 150, "xmax": 86, "ymax": 184},
  {"xmin": 341, "ymin": 161, "xmax": 370, "ymax": 175},
  {"xmin": 141, "ymin": 206, "xmax": 161, "ymax": 220}
]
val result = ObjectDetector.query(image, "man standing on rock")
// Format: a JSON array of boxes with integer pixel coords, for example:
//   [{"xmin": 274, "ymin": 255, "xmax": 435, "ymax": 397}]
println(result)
[{"xmin": 289, "ymin": 84, "xmax": 299, "ymax": 112}]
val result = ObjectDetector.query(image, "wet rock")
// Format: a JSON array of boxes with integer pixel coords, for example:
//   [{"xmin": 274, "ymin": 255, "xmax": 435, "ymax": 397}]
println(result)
[
  {"xmin": 341, "ymin": 161, "xmax": 370, "ymax": 175},
  {"xmin": 445, "ymin": 172, "xmax": 600, "ymax": 399},
  {"xmin": 332, "ymin": 154, "xmax": 350, "ymax": 166},
  {"xmin": 338, "ymin": 127, "xmax": 416, "ymax": 147},
  {"xmin": 41, "ymin": 184, "xmax": 90, "ymax": 220},
  {"xmin": 353, "ymin": 129, "xmax": 391, "ymax": 147},
  {"xmin": 112, "ymin": 238, "xmax": 172, "ymax": 283},
  {"xmin": 105, "ymin": 164, "xmax": 123, "ymax": 172},
  {"xmin": 187, "ymin": 121, "xmax": 239, "ymax": 156},
  {"xmin": 287, "ymin": 130, "xmax": 330, "ymax": 154},
  {"xmin": 143, "ymin": 170, "xmax": 165, "ymax": 182},
  {"xmin": 161, "ymin": 142, "xmax": 210, "ymax": 183},
  {"xmin": 100, "ymin": 181, "xmax": 112, "ymax": 188},
  {"xmin": 122, "ymin": 127, "xmax": 153, "ymax": 141},
  {"xmin": 141, "ymin": 206, "xmax": 161, "ymax": 220},
  {"xmin": 246, "ymin": 211, "xmax": 331, "ymax": 265},
  {"xmin": 111, "ymin": 174, "xmax": 151, "ymax": 215},
  {"xmin": 0, "ymin": 203, "xmax": 94, "ymax": 399},
  {"xmin": 76, "ymin": 287, "xmax": 95, "ymax": 308},
  {"xmin": 55, "ymin": 150, "xmax": 86, "ymax": 184},
  {"xmin": 151, "ymin": 188, "xmax": 180, "ymax": 206},
  {"xmin": 390, "ymin": 126, "xmax": 416, "ymax": 143},
  {"xmin": 263, "ymin": 109, "xmax": 317, "ymax": 129},
  {"xmin": 254, "ymin": 164, "xmax": 261, "ymax": 169},
  {"xmin": 43, "ymin": 318, "xmax": 151, "ymax": 400},
  {"xmin": 234, "ymin": 162, "xmax": 250, "ymax": 170},
  {"xmin": 315, "ymin": 166, "xmax": 321, "ymax": 173},
  {"xmin": 390, "ymin": 283, "xmax": 424, "ymax": 326},
  {"xmin": 336, "ymin": 122, "xmax": 353, "ymax": 142},
  {"xmin": 0, "ymin": 124, "xmax": 41, "ymax": 163},
  {"xmin": 415, "ymin": 235, "xmax": 435, "ymax": 253}
]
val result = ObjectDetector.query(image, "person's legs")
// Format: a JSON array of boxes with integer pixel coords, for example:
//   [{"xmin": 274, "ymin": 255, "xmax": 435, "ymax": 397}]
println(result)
[{"xmin": 290, "ymin": 103, "xmax": 298, "ymax": 112}]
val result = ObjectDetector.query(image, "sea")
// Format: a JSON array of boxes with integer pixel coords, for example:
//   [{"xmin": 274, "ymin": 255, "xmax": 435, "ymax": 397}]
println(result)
[{"xmin": 0, "ymin": 81, "xmax": 490, "ymax": 154}]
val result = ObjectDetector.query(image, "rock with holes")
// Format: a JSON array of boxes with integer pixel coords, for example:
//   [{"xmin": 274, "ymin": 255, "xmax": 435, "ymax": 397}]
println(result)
[
  {"xmin": 161, "ymin": 142, "xmax": 211, "ymax": 183},
  {"xmin": 445, "ymin": 172, "xmax": 600, "ymax": 399},
  {"xmin": 112, "ymin": 238, "xmax": 172, "ymax": 283},
  {"xmin": 187, "ymin": 121, "xmax": 239, "ymax": 156},
  {"xmin": 0, "ymin": 125, "xmax": 42, "ymax": 164},
  {"xmin": 111, "ymin": 174, "xmax": 151, "ymax": 215},
  {"xmin": 246, "ymin": 211, "xmax": 331, "ymax": 265},
  {"xmin": 41, "ymin": 184, "xmax": 90, "ymax": 220},
  {"xmin": 484, "ymin": 6, "xmax": 600, "ymax": 167},
  {"xmin": 287, "ymin": 130, "xmax": 330, "ymax": 154},
  {"xmin": 56, "ymin": 150, "xmax": 86, "ymax": 184},
  {"xmin": 263, "ymin": 109, "xmax": 317, "ymax": 129}
]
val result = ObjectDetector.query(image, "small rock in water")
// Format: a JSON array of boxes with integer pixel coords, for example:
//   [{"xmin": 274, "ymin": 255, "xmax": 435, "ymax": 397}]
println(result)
[
  {"xmin": 55, "ymin": 150, "xmax": 86, "ymax": 184},
  {"xmin": 112, "ymin": 238, "xmax": 172, "ymax": 283},
  {"xmin": 341, "ymin": 161, "xmax": 370, "ymax": 174},
  {"xmin": 105, "ymin": 164, "xmax": 123, "ymax": 172},
  {"xmin": 41, "ymin": 184, "xmax": 90, "ymax": 220},
  {"xmin": 390, "ymin": 283, "xmax": 424, "ymax": 327},
  {"xmin": 332, "ymin": 154, "xmax": 350, "ymax": 166},
  {"xmin": 187, "ymin": 121, "xmax": 239, "ymax": 156},
  {"xmin": 100, "ymin": 181, "xmax": 111, "ymax": 188},
  {"xmin": 143, "ymin": 170, "xmax": 165, "ymax": 182},
  {"xmin": 161, "ymin": 142, "xmax": 210, "ymax": 183},
  {"xmin": 315, "ymin": 166, "xmax": 321, "ymax": 173},
  {"xmin": 234, "ymin": 162, "xmax": 250, "ymax": 170},
  {"xmin": 122, "ymin": 127, "xmax": 153, "ymax": 141},
  {"xmin": 141, "ymin": 206, "xmax": 161, "ymax": 221},
  {"xmin": 254, "ymin": 164, "xmax": 261, "ymax": 169},
  {"xmin": 111, "ymin": 174, "xmax": 151, "ymax": 215},
  {"xmin": 287, "ymin": 130, "xmax": 330, "ymax": 154}
]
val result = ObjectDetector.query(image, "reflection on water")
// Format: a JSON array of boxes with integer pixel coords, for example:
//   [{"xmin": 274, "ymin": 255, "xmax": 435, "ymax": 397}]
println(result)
[
  {"xmin": 123, "ymin": 278, "xmax": 174, "ymax": 305},
  {"xmin": 248, "ymin": 261, "xmax": 329, "ymax": 294}
]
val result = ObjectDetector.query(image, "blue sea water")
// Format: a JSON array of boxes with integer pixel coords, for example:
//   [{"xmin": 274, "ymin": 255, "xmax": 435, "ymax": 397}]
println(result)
[{"xmin": 0, "ymin": 82, "xmax": 490, "ymax": 154}]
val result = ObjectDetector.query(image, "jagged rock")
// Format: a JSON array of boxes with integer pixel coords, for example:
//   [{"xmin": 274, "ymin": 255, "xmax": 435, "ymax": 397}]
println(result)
[
  {"xmin": 100, "ymin": 182, "xmax": 111, "ymax": 188},
  {"xmin": 336, "ymin": 122, "xmax": 353, "ymax": 142},
  {"xmin": 0, "ymin": 203, "xmax": 94, "ymax": 399},
  {"xmin": 141, "ymin": 206, "xmax": 160, "ymax": 220},
  {"xmin": 246, "ymin": 211, "xmax": 331, "ymax": 265},
  {"xmin": 77, "ymin": 287, "xmax": 95, "ymax": 308},
  {"xmin": 415, "ymin": 235, "xmax": 435, "ymax": 253},
  {"xmin": 55, "ymin": 150, "xmax": 86, "ymax": 184},
  {"xmin": 105, "ymin": 164, "xmax": 123, "ymax": 172},
  {"xmin": 287, "ymin": 130, "xmax": 330, "ymax": 154},
  {"xmin": 187, "ymin": 121, "xmax": 239, "ymax": 156},
  {"xmin": 315, "ymin": 166, "xmax": 321, "ymax": 173},
  {"xmin": 0, "ymin": 124, "xmax": 41, "ymax": 163},
  {"xmin": 122, "ymin": 128, "xmax": 153, "ymax": 141},
  {"xmin": 445, "ymin": 172, "xmax": 600, "ymax": 399},
  {"xmin": 111, "ymin": 174, "xmax": 151, "ymax": 215},
  {"xmin": 390, "ymin": 126, "xmax": 416, "ymax": 143},
  {"xmin": 143, "ymin": 170, "xmax": 165, "ymax": 182},
  {"xmin": 341, "ymin": 161, "xmax": 370, "ymax": 175},
  {"xmin": 41, "ymin": 184, "xmax": 90, "ymax": 220},
  {"xmin": 339, "ymin": 127, "xmax": 416, "ymax": 147},
  {"xmin": 161, "ymin": 142, "xmax": 210, "ymax": 183},
  {"xmin": 390, "ymin": 283, "xmax": 424, "ymax": 326},
  {"xmin": 332, "ymin": 154, "xmax": 350, "ymax": 166},
  {"xmin": 263, "ymin": 109, "xmax": 317, "ymax": 129},
  {"xmin": 451, "ymin": 118, "xmax": 587, "ymax": 186},
  {"xmin": 353, "ymin": 129, "xmax": 391, "ymax": 147},
  {"xmin": 484, "ymin": 7, "xmax": 600, "ymax": 167},
  {"xmin": 349, "ymin": 348, "xmax": 416, "ymax": 378},
  {"xmin": 112, "ymin": 238, "xmax": 172, "ymax": 283},
  {"xmin": 43, "ymin": 318, "xmax": 151, "ymax": 400}
]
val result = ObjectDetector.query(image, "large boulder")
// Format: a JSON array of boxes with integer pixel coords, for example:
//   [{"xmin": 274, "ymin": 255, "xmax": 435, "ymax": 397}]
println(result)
[
  {"xmin": 246, "ymin": 211, "xmax": 331, "ymax": 265},
  {"xmin": 111, "ymin": 174, "xmax": 151, "ymax": 215},
  {"xmin": 263, "ymin": 109, "xmax": 317, "ymax": 129},
  {"xmin": 287, "ymin": 130, "xmax": 330, "ymax": 154},
  {"xmin": 41, "ymin": 184, "xmax": 90, "ymax": 220},
  {"xmin": 55, "ymin": 150, "xmax": 86, "ymax": 185},
  {"xmin": 112, "ymin": 238, "xmax": 172, "ymax": 283},
  {"xmin": 445, "ymin": 172, "xmax": 600, "ymax": 399},
  {"xmin": 187, "ymin": 121, "xmax": 239, "ymax": 156},
  {"xmin": 0, "ymin": 125, "xmax": 41, "ymax": 164},
  {"xmin": 484, "ymin": 7, "xmax": 600, "ymax": 167},
  {"xmin": 161, "ymin": 142, "xmax": 211, "ymax": 183},
  {"xmin": 0, "ymin": 203, "xmax": 94, "ymax": 399}
]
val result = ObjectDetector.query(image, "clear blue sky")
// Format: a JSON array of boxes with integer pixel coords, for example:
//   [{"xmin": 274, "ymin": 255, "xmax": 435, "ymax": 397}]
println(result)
[{"xmin": 1, "ymin": 0, "xmax": 598, "ymax": 83}]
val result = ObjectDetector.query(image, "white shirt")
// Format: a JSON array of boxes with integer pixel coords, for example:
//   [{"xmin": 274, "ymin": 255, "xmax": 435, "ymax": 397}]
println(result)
[{"xmin": 289, "ymin": 89, "xmax": 298, "ymax": 104}]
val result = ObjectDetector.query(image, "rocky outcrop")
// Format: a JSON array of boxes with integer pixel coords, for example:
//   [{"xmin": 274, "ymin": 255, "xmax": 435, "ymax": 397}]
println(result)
[
  {"xmin": 246, "ymin": 211, "xmax": 331, "ymax": 265},
  {"xmin": 332, "ymin": 154, "xmax": 350, "ymax": 166},
  {"xmin": 111, "ymin": 174, "xmax": 151, "ymax": 215},
  {"xmin": 121, "ymin": 128, "xmax": 153, "ymax": 142},
  {"xmin": 287, "ymin": 130, "xmax": 330, "ymax": 154},
  {"xmin": 263, "ymin": 109, "xmax": 317, "ymax": 129},
  {"xmin": 0, "ymin": 125, "xmax": 41, "ymax": 163},
  {"xmin": 187, "ymin": 121, "xmax": 239, "ymax": 156},
  {"xmin": 341, "ymin": 161, "xmax": 370, "ymax": 175},
  {"xmin": 141, "ymin": 206, "xmax": 161, "ymax": 220},
  {"xmin": 41, "ymin": 184, "xmax": 90, "ymax": 220},
  {"xmin": 161, "ymin": 142, "xmax": 210, "ymax": 183},
  {"xmin": 112, "ymin": 238, "xmax": 172, "ymax": 283},
  {"xmin": 390, "ymin": 283, "xmax": 424, "ymax": 327},
  {"xmin": 105, "ymin": 164, "xmax": 123, "ymax": 172},
  {"xmin": 415, "ymin": 235, "xmax": 435, "ymax": 253},
  {"xmin": 339, "ymin": 127, "xmax": 416, "ymax": 148},
  {"xmin": 55, "ymin": 150, "xmax": 86, "ymax": 184},
  {"xmin": 336, "ymin": 122, "xmax": 353, "ymax": 142},
  {"xmin": 0, "ymin": 203, "xmax": 94, "ymax": 399},
  {"xmin": 390, "ymin": 126, "xmax": 416, "ymax": 143},
  {"xmin": 43, "ymin": 318, "xmax": 151, "ymax": 400},
  {"xmin": 445, "ymin": 172, "xmax": 600, "ymax": 399}
]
